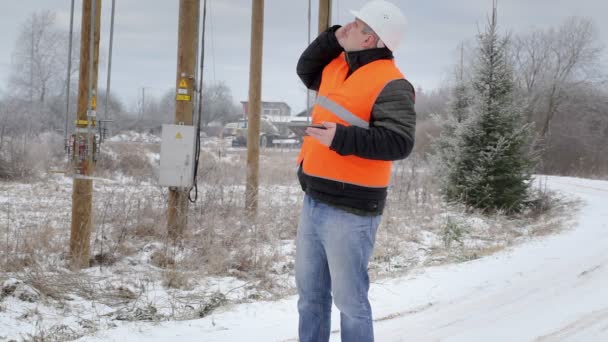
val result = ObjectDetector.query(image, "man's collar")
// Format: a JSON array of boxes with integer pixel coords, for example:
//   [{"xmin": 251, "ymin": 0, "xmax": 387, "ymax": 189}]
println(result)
[{"xmin": 344, "ymin": 47, "xmax": 394, "ymax": 73}]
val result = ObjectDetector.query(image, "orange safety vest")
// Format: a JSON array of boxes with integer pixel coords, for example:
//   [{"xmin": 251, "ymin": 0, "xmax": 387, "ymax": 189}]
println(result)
[{"xmin": 297, "ymin": 53, "xmax": 405, "ymax": 188}]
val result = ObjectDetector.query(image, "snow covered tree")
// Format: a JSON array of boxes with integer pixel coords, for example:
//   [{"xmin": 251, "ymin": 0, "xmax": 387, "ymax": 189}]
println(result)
[
  {"xmin": 430, "ymin": 44, "xmax": 472, "ymax": 191},
  {"xmin": 9, "ymin": 10, "xmax": 79, "ymax": 134},
  {"xmin": 445, "ymin": 6, "xmax": 536, "ymax": 214}
]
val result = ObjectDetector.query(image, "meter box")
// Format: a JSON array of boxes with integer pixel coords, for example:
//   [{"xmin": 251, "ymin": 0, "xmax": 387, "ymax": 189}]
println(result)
[{"xmin": 159, "ymin": 124, "xmax": 196, "ymax": 187}]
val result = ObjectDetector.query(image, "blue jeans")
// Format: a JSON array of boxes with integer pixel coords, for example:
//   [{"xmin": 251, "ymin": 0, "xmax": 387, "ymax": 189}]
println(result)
[{"xmin": 296, "ymin": 195, "xmax": 381, "ymax": 342}]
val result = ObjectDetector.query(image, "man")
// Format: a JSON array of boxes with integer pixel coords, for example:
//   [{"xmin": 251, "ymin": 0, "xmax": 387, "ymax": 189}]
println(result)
[{"xmin": 294, "ymin": 1, "xmax": 416, "ymax": 341}]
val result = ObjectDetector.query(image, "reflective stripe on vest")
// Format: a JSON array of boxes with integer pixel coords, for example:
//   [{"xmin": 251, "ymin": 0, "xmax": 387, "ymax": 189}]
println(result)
[{"xmin": 315, "ymin": 96, "xmax": 369, "ymax": 129}]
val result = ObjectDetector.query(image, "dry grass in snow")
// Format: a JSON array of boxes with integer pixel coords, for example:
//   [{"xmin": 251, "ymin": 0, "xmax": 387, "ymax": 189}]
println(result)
[{"xmin": 0, "ymin": 135, "xmax": 573, "ymax": 341}]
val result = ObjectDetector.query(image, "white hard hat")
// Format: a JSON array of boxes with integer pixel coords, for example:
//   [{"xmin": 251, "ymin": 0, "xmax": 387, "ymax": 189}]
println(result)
[{"xmin": 349, "ymin": 0, "xmax": 406, "ymax": 51}]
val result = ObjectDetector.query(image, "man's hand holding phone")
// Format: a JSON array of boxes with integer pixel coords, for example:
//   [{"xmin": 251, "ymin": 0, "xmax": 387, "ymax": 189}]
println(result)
[{"xmin": 306, "ymin": 122, "xmax": 336, "ymax": 147}]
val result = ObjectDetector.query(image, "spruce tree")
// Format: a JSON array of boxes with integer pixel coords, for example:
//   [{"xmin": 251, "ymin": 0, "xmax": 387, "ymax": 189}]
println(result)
[
  {"xmin": 446, "ymin": 6, "xmax": 535, "ymax": 214},
  {"xmin": 431, "ymin": 44, "xmax": 471, "ymax": 192}
]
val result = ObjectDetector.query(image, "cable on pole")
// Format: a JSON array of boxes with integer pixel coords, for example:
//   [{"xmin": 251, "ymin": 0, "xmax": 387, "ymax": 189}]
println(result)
[
  {"xmin": 86, "ymin": 0, "xmax": 97, "ymax": 159},
  {"xmin": 189, "ymin": 0, "xmax": 208, "ymax": 203},
  {"xmin": 101, "ymin": 0, "xmax": 117, "ymax": 142}
]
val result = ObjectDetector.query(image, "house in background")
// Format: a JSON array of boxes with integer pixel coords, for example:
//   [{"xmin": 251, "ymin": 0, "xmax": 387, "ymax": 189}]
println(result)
[{"xmin": 240, "ymin": 101, "xmax": 294, "ymax": 136}]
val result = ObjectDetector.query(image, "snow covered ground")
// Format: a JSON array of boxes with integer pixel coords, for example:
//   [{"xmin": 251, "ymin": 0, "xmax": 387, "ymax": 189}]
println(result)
[{"xmin": 76, "ymin": 175, "xmax": 608, "ymax": 341}]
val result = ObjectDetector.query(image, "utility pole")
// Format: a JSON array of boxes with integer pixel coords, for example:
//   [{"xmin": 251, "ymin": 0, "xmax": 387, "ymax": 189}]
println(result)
[
  {"xmin": 306, "ymin": 0, "xmax": 312, "ymax": 123},
  {"xmin": 167, "ymin": 0, "xmax": 199, "ymax": 239},
  {"xmin": 30, "ymin": 20, "xmax": 34, "ymax": 118},
  {"xmin": 318, "ymin": 0, "xmax": 332, "ymax": 34},
  {"xmin": 70, "ymin": 0, "xmax": 102, "ymax": 269},
  {"xmin": 303, "ymin": 0, "xmax": 330, "ymax": 124},
  {"xmin": 245, "ymin": 0, "xmax": 264, "ymax": 218}
]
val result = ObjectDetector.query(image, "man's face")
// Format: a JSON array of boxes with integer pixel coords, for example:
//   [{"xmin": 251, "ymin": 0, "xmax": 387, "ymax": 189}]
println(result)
[{"xmin": 340, "ymin": 18, "xmax": 376, "ymax": 52}]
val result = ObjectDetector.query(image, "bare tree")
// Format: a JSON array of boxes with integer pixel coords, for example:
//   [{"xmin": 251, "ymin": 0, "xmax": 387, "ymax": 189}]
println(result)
[
  {"xmin": 201, "ymin": 81, "xmax": 241, "ymax": 126},
  {"xmin": 153, "ymin": 89, "xmax": 176, "ymax": 124},
  {"xmin": 0, "ymin": 98, "xmax": 8, "ymax": 150},
  {"xmin": 139, "ymin": 82, "xmax": 241, "ymax": 129},
  {"xmin": 513, "ymin": 17, "xmax": 603, "ymax": 138},
  {"xmin": 541, "ymin": 83, "xmax": 608, "ymax": 176},
  {"xmin": 123, "ymin": 82, "xmax": 240, "ymax": 131},
  {"xmin": 0, "ymin": 95, "xmax": 36, "ymax": 179},
  {"xmin": 8, "ymin": 10, "xmax": 79, "ymax": 134},
  {"xmin": 414, "ymin": 86, "xmax": 451, "ymax": 121},
  {"xmin": 10, "ymin": 11, "xmax": 63, "ymax": 104}
]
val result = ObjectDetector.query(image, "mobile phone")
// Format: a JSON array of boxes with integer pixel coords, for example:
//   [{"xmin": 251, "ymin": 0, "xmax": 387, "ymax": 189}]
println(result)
[{"xmin": 307, "ymin": 124, "xmax": 327, "ymax": 130}]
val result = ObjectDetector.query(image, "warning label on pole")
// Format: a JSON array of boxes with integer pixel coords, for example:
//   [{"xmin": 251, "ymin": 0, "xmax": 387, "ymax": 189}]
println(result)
[{"xmin": 176, "ymin": 78, "xmax": 190, "ymax": 101}]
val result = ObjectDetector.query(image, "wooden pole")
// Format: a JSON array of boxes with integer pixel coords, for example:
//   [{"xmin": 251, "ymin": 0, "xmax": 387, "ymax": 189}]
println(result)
[
  {"xmin": 245, "ymin": 0, "xmax": 264, "ymax": 219},
  {"xmin": 167, "ymin": 0, "xmax": 199, "ymax": 240},
  {"xmin": 318, "ymin": 0, "xmax": 332, "ymax": 34},
  {"xmin": 70, "ymin": 0, "xmax": 102, "ymax": 269}
]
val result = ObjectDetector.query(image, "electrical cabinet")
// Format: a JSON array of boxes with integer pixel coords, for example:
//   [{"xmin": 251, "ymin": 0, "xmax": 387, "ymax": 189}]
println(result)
[{"xmin": 159, "ymin": 124, "xmax": 196, "ymax": 187}]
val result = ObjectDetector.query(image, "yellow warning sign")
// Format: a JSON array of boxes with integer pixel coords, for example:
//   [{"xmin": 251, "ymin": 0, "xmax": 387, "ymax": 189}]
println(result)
[
  {"xmin": 176, "ymin": 94, "xmax": 191, "ymax": 101},
  {"xmin": 75, "ymin": 119, "xmax": 96, "ymax": 127},
  {"xmin": 91, "ymin": 96, "xmax": 97, "ymax": 110},
  {"xmin": 179, "ymin": 79, "xmax": 188, "ymax": 88},
  {"xmin": 176, "ymin": 132, "xmax": 183, "ymax": 140}
]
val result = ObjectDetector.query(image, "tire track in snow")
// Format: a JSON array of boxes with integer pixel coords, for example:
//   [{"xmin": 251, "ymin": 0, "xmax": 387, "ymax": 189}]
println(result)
[{"xmin": 535, "ymin": 307, "xmax": 608, "ymax": 341}]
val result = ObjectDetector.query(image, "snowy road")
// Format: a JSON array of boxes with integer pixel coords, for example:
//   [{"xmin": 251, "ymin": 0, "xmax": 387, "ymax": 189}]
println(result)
[
  {"xmin": 81, "ymin": 176, "xmax": 608, "ymax": 341},
  {"xmin": 371, "ymin": 176, "xmax": 608, "ymax": 341}
]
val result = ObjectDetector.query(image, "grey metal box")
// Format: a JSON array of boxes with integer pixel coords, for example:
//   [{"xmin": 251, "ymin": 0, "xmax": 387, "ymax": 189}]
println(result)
[{"xmin": 159, "ymin": 124, "xmax": 196, "ymax": 187}]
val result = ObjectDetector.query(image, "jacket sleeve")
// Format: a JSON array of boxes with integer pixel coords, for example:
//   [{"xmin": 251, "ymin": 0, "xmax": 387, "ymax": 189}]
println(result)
[
  {"xmin": 329, "ymin": 79, "xmax": 416, "ymax": 161},
  {"xmin": 296, "ymin": 25, "xmax": 344, "ymax": 91}
]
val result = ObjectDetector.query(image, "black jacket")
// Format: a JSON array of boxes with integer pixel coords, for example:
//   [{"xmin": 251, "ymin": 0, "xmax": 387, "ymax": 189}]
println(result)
[{"xmin": 296, "ymin": 25, "xmax": 416, "ymax": 215}]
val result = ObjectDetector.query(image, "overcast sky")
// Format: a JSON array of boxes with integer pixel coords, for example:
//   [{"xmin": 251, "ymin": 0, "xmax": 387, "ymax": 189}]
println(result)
[{"xmin": 0, "ymin": 0, "xmax": 606, "ymax": 114}]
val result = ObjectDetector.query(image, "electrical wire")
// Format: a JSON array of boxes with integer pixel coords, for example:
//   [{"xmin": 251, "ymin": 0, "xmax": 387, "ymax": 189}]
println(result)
[
  {"xmin": 64, "ymin": 0, "xmax": 75, "ymax": 149},
  {"xmin": 189, "ymin": 0, "xmax": 208, "ymax": 203},
  {"xmin": 208, "ymin": 0, "xmax": 216, "ymax": 84},
  {"xmin": 101, "ymin": 0, "xmax": 117, "ymax": 142},
  {"xmin": 99, "ymin": 0, "xmax": 117, "ymax": 272},
  {"xmin": 86, "ymin": 0, "xmax": 96, "ymax": 165}
]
